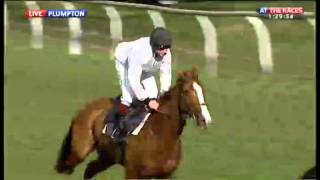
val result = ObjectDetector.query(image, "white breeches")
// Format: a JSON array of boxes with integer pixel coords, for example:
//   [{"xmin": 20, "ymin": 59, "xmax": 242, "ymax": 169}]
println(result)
[{"xmin": 115, "ymin": 60, "xmax": 159, "ymax": 106}]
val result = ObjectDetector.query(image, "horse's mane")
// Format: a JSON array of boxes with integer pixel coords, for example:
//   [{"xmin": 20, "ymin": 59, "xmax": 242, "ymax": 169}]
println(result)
[
  {"xmin": 158, "ymin": 76, "xmax": 184, "ymax": 102},
  {"xmin": 159, "ymin": 86, "xmax": 176, "ymax": 101}
]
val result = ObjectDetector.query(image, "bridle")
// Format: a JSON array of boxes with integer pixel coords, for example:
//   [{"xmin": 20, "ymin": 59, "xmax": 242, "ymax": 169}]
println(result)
[
  {"xmin": 178, "ymin": 83, "xmax": 208, "ymax": 123},
  {"xmin": 179, "ymin": 91, "xmax": 197, "ymax": 121}
]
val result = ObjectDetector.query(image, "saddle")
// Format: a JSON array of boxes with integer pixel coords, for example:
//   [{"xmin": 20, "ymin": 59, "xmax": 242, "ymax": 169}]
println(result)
[{"xmin": 104, "ymin": 97, "xmax": 150, "ymax": 141}]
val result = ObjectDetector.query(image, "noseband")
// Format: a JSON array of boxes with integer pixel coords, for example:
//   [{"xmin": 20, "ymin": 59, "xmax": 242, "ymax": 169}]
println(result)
[{"xmin": 179, "ymin": 92, "xmax": 207, "ymax": 120}]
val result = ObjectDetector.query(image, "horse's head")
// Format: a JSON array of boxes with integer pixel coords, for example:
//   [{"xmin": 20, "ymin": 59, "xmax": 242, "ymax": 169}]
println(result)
[{"xmin": 177, "ymin": 66, "xmax": 213, "ymax": 129}]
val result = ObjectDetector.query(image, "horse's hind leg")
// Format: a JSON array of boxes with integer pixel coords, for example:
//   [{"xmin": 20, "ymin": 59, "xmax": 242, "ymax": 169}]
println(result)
[{"xmin": 84, "ymin": 156, "xmax": 115, "ymax": 179}]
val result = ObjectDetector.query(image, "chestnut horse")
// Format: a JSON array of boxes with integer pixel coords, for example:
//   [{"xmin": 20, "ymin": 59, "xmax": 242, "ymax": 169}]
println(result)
[{"xmin": 55, "ymin": 67, "xmax": 213, "ymax": 179}]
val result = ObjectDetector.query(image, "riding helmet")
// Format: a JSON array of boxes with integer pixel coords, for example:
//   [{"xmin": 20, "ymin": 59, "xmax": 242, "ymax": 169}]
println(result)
[{"xmin": 150, "ymin": 27, "xmax": 173, "ymax": 50}]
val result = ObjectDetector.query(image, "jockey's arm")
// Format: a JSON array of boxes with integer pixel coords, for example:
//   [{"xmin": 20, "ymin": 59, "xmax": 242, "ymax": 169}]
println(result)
[
  {"xmin": 127, "ymin": 60, "xmax": 158, "ymax": 109},
  {"xmin": 159, "ymin": 50, "xmax": 172, "ymax": 95},
  {"xmin": 127, "ymin": 50, "xmax": 148, "ymax": 102}
]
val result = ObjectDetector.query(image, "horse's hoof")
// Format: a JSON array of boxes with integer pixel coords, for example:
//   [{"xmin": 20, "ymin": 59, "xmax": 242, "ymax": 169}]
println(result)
[
  {"xmin": 55, "ymin": 164, "xmax": 74, "ymax": 175},
  {"xmin": 84, "ymin": 178, "xmax": 96, "ymax": 180}
]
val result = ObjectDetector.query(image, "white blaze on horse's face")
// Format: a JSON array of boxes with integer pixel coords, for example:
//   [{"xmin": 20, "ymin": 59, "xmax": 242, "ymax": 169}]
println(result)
[{"xmin": 192, "ymin": 82, "xmax": 212, "ymax": 125}]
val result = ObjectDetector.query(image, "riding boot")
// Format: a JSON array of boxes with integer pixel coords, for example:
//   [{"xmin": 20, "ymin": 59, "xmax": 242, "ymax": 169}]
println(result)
[
  {"xmin": 116, "ymin": 107, "xmax": 146, "ymax": 139},
  {"xmin": 105, "ymin": 107, "xmax": 117, "ymax": 136},
  {"xmin": 111, "ymin": 103, "xmax": 129, "ymax": 141},
  {"xmin": 111, "ymin": 114, "xmax": 132, "ymax": 141}
]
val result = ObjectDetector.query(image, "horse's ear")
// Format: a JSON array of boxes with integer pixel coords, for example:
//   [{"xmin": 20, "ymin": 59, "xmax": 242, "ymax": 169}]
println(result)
[
  {"xmin": 177, "ymin": 72, "xmax": 184, "ymax": 82},
  {"xmin": 192, "ymin": 66, "xmax": 198, "ymax": 79}
]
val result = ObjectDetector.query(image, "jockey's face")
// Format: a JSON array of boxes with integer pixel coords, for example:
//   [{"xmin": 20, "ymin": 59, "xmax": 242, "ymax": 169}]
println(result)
[{"xmin": 155, "ymin": 47, "xmax": 169, "ymax": 57}]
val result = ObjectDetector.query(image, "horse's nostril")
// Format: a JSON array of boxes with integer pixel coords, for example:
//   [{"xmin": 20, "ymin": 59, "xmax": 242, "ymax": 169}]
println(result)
[{"xmin": 195, "ymin": 114, "xmax": 206, "ymax": 129}]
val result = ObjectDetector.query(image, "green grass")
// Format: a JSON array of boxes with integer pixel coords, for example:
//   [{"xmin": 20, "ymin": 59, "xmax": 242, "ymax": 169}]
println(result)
[{"xmin": 5, "ymin": 1, "xmax": 315, "ymax": 180}]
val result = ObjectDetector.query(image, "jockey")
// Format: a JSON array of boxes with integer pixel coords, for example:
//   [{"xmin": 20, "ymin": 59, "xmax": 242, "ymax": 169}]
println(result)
[{"xmin": 107, "ymin": 27, "xmax": 173, "ymax": 139}]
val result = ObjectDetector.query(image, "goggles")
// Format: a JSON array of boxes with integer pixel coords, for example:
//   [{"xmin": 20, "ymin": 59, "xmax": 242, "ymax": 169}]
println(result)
[{"xmin": 157, "ymin": 45, "xmax": 171, "ymax": 50}]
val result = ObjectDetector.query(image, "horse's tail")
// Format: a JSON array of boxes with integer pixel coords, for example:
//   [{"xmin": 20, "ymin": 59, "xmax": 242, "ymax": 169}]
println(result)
[
  {"xmin": 55, "ymin": 116, "xmax": 98, "ymax": 175},
  {"xmin": 54, "ymin": 97, "xmax": 113, "ymax": 175},
  {"xmin": 55, "ymin": 127, "xmax": 74, "ymax": 174}
]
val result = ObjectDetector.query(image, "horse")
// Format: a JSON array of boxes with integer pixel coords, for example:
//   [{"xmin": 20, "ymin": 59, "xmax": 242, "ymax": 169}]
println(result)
[
  {"xmin": 55, "ymin": 67, "xmax": 213, "ymax": 179},
  {"xmin": 299, "ymin": 166, "xmax": 316, "ymax": 179}
]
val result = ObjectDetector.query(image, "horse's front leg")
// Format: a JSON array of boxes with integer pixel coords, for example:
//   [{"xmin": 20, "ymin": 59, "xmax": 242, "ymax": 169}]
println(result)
[{"xmin": 83, "ymin": 157, "xmax": 115, "ymax": 180}]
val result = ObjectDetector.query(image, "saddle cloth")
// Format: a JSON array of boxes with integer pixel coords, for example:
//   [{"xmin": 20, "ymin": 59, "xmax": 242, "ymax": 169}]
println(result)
[{"xmin": 131, "ymin": 112, "xmax": 151, "ymax": 135}]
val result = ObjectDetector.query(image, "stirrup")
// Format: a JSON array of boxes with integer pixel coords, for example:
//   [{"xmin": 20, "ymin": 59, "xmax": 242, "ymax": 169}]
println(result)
[
  {"xmin": 111, "ymin": 127, "xmax": 130, "ymax": 142},
  {"xmin": 110, "ymin": 128, "xmax": 121, "ymax": 139}
]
